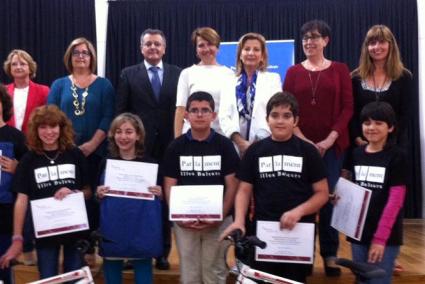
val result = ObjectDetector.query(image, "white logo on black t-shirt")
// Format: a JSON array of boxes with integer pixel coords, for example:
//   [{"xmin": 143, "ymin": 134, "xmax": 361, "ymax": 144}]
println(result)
[
  {"xmin": 35, "ymin": 164, "xmax": 76, "ymax": 183},
  {"xmin": 259, "ymin": 155, "xmax": 303, "ymax": 173},
  {"xmin": 354, "ymin": 165, "xmax": 386, "ymax": 189},
  {"xmin": 180, "ymin": 156, "xmax": 221, "ymax": 171}
]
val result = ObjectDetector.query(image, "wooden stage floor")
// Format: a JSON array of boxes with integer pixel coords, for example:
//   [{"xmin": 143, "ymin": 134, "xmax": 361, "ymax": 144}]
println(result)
[{"xmin": 13, "ymin": 219, "xmax": 425, "ymax": 284}]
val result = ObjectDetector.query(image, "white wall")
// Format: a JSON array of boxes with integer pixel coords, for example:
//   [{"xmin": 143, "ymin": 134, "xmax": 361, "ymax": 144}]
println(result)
[
  {"xmin": 95, "ymin": 0, "xmax": 108, "ymax": 77},
  {"xmin": 94, "ymin": 0, "xmax": 425, "ymax": 217}
]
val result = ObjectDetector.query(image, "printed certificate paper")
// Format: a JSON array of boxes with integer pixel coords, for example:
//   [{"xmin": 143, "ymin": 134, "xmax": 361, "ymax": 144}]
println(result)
[
  {"xmin": 169, "ymin": 185, "xmax": 223, "ymax": 221},
  {"xmin": 331, "ymin": 177, "xmax": 371, "ymax": 240},
  {"xmin": 30, "ymin": 192, "xmax": 89, "ymax": 238},
  {"xmin": 104, "ymin": 159, "xmax": 158, "ymax": 200},
  {"xmin": 256, "ymin": 221, "xmax": 315, "ymax": 264}
]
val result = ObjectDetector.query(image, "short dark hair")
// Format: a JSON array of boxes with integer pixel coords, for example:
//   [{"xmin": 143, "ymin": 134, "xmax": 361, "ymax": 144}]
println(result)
[
  {"xmin": 0, "ymin": 84, "xmax": 13, "ymax": 122},
  {"xmin": 360, "ymin": 101, "xmax": 396, "ymax": 127},
  {"xmin": 186, "ymin": 92, "xmax": 215, "ymax": 111},
  {"xmin": 140, "ymin": 29, "xmax": 167, "ymax": 47},
  {"xmin": 266, "ymin": 92, "xmax": 299, "ymax": 118},
  {"xmin": 301, "ymin": 19, "xmax": 331, "ymax": 39},
  {"xmin": 360, "ymin": 101, "xmax": 397, "ymax": 148}
]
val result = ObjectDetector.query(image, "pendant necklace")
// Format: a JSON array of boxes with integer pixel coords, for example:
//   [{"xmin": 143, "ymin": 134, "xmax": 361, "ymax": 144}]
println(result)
[
  {"xmin": 372, "ymin": 73, "xmax": 387, "ymax": 102},
  {"xmin": 306, "ymin": 58, "xmax": 325, "ymax": 105},
  {"xmin": 308, "ymin": 71, "xmax": 322, "ymax": 105},
  {"xmin": 70, "ymin": 77, "xmax": 89, "ymax": 116},
  {"xmin": 43, "ymin": 151, "xmax": 60, "ymax": 164}
]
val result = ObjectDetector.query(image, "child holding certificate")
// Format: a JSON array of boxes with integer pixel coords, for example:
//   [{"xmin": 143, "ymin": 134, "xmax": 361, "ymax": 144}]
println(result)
[
  {"xmin": 164, "ymin": 92, "xmax": 239, "ymax": 284},
  {"xmin": 348, "ymin": 101, "xmax": 407, "ymax": 284},
  {"xmin": 0, "ymin": 84, "xmax": 27, "ymax": 284},
  {"xmin": 96, "ymin": 113, "xmax": 162, "ymax": 284},
  {"xmin": 0, "ymin": 105, "xmax": 91, "ymax": 279},
  {"xmin": 221, "ymin": 92, "xmax": 329, "ymax": 283}
]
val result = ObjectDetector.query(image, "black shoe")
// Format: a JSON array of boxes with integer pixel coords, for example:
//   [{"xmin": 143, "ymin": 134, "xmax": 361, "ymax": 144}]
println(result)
[
  {"xmin": 155, "ymin": 257, "xmax": 170, "ymax": 270},
  {"xmin": 324, "ymin": 257, "xmax": 341, "ymax": 277}
]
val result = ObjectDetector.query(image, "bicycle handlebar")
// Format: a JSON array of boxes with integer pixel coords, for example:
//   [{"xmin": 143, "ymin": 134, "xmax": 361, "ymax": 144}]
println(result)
[{"xmin": 226, "ymin": 229, "xmax": 267, "ymax": 249}]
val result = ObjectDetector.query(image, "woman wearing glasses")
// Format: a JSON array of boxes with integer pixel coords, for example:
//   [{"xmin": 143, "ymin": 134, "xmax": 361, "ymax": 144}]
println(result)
[
  {"xmin": 283, "ymin": 19, "xmax": 353, "ymax": 276},
  {"xmin": 48, "ymin": 38, "xmax": 115, "ymax": 159},
  {"xmin": 3, "ymin": 49, "xmax": 49, "ymax": 133},
  {"xmin": 48, "ymin": 38, "xmax": 115, "ymax": 265}
]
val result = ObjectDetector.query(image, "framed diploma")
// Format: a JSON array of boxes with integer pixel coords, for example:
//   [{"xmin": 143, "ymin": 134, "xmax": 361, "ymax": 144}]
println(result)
[
  {"xmin": 169, "ymin": 185, "xmax": 223, "ymax": 221},
  {"xmin": 331, "ymin": 177, "xmax": 372, "ymax": 240},
  {"xmin": 256, "ymin": 221, "xmax": 315, "ymax": 264},
  {"xmin": 104, "ymin": 159, "xmax": 158, "ymax": 200},
  {"xmin": 30, "ymin": 192, "xmax": 89, "ymax": 238}
]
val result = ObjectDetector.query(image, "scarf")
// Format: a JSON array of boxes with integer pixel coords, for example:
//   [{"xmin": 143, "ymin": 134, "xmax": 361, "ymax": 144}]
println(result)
[{"xmin": 236, "ymin": 70, "xmax": 257, "ymax": 121}]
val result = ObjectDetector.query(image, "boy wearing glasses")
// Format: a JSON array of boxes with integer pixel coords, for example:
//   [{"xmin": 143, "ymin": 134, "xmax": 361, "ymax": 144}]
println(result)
[
  {"xmin": 163, "ymin": 92, "xmax": 239, "ymax": 284},
  {"xmin": 221, "ymin": 92, "xmax": 329, "ymax": 283}
]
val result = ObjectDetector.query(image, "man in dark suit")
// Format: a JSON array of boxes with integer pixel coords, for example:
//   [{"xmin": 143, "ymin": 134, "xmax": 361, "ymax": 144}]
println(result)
[{"xmin": 116, "ymin": 28, "xmax": 181, "ymax": 270}]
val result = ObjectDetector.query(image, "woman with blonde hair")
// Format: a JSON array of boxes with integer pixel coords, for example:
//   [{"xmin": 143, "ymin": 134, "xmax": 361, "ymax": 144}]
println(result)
[
  {"xmin": 174, "ymin": 27, "xmax": 233, "ymax": 137},
  {"xmin": 219, "ymin": 32, "xmax": 281, "ymax": 156},
  {"xmin": 0, "ymin": 105, "xmax": 90, "ymax": 279},
  {"xmin": 3, "ymin": 49, "xmax": 49, "ymax": 133},
  {"xmin": 351, "ymin": 25, "xmax": 412, "ymax": 148}
]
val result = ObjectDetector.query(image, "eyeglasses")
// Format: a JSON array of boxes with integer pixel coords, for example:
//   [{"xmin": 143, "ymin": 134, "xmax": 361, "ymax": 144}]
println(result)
[
  {"xmin": 188, "ymin": 108, "xmax": 213, "ymax": 115},
  {"xmin": 302, "ymin": 34, "xmax": 322, "ymax": 42},
  {"xmin": 72, "ymin": 50, "xmax": 91, "ymax": 57},
  {"xmin": 11, "ymin": 62, "xmax": 28, "ymax": 67}
]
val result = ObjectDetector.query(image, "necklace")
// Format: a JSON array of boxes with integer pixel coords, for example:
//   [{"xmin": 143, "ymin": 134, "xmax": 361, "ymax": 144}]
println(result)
[
  {"xmin": 308, "ymin": 71, "xmax": 322, "ymax": 105},
  {"xmin": 70, "ymin": 79, "xmax": 89, "ymax": 116},
  {"xmin": 43, "ymin": 151, "xmax": 60, "ymax": 164},
  {"xmin": 372, "ymin": 73, "xmax": 388, "ymax": 101},
  {"xmin": 305, "ymin": 58, "xmax": 326, "ymax": 105}
]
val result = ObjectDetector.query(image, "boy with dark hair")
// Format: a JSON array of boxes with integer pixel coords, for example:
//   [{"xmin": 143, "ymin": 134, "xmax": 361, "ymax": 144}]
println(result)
[
  {"xmin": 163, "ymin": 91, "xmax": 239, "ymax": 283},
  {"xmin": 221, "ymin": 91, "xmax": 329, "ymax": 283}
]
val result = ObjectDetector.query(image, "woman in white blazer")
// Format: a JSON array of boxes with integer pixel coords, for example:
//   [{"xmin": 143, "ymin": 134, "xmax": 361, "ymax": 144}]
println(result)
[{"xmin": 219, "ymin": 33, "xmax": 281, "ymax": 156}]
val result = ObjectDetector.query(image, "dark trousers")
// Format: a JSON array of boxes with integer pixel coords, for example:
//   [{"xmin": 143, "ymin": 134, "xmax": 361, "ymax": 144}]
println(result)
[
  {"xmin": 0, "ymin": 234, "xmax": 11, "ymax": 284},
  {"xmin": 319, "ymin": 148, "xmax": 344, "ymax": 258}
]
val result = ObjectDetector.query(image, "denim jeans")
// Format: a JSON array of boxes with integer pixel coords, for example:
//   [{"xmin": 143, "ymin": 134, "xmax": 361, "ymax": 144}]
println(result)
[
  {"xmin": 351, "ymin": 243, "xmax": 399, "ymax": 284},
  {"xmin": 36, "ymin": 243, "xmax": 83, "ymax": 279},
  {"xmin": 319, "ymin": 148, "xmax": 344, "ymax": 258},
  {"xmin": 0, "ymin": 234, "xmax": 12, "ymax": 284},
  {"xmin": 103, "ymin": 258, "xmax": 152, "ymax": 284}
]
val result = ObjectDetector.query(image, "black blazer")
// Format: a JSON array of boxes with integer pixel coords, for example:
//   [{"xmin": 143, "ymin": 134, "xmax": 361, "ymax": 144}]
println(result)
[{"xmin": 116, "ymin": 62, "xmax": 181, "ymax": 161}]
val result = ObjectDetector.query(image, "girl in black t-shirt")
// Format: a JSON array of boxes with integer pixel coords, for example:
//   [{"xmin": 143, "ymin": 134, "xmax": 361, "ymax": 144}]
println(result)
[
  {"xmin": 349, "ymin": 101, "xmax": 407, "ymax": 284},
  {"xmin": 96, "ymin": 113, "xmax": 162, "ymax": 284},
  {"xmin": 0, "ymin": 105, "xmax": 91, "ymax": 279}
]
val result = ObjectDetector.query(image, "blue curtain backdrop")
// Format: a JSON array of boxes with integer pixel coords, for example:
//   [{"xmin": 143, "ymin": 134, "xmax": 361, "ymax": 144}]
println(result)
[
  {"xmin": 0, "ymin": 0, "xmax": 96, "ymax": 86},
  {"xmin": 105, "ymin": 0, "xmax": 421, "ymax": 218}
]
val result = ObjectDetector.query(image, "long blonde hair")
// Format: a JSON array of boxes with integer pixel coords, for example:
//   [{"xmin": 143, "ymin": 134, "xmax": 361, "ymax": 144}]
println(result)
[{"xmin": 352, "ymin": 25, "xmax": 409, "ymax": 80}]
